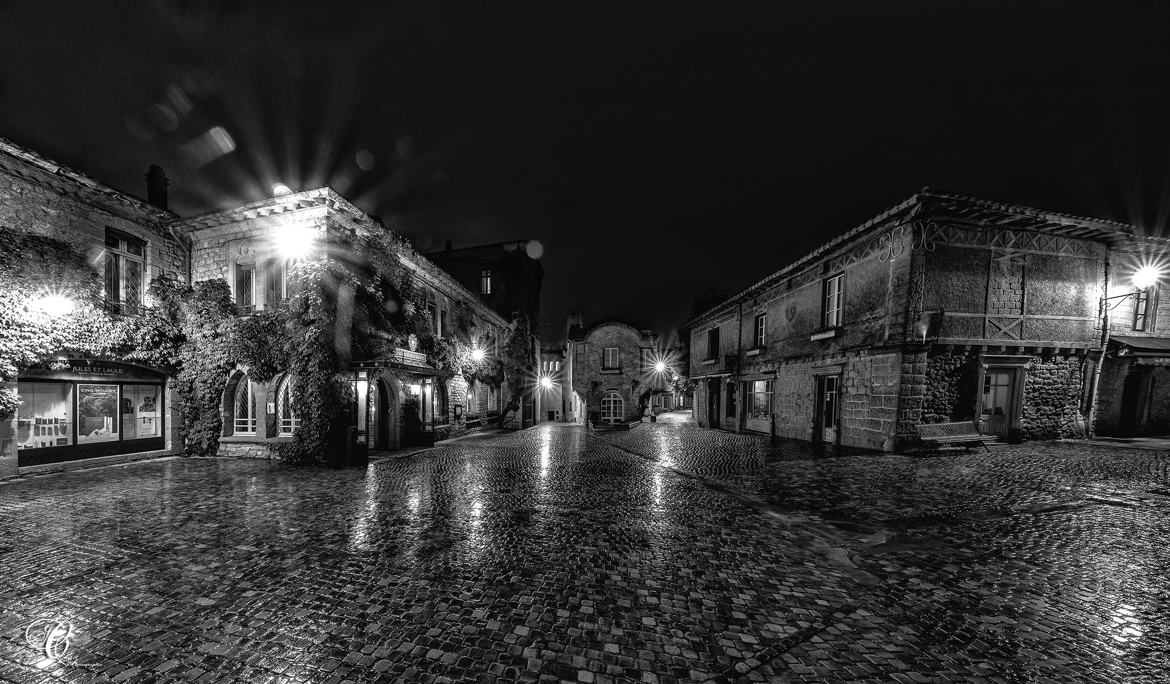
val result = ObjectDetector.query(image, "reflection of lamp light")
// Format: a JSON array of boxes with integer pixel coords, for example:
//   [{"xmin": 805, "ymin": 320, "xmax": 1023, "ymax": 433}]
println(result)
[
  {"xmin": 913, "ymin": 320, "xmax": 928, "ymax": 343},
  {"xmin": 408, "ymin": 384, "xmax": 421, "ymax": 395}
]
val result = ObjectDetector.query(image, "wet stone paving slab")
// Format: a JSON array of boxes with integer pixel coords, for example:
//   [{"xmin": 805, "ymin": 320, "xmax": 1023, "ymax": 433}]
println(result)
[{"xmin": 0, "ymin": 420, "xmax": 1166, "ymax": 682}]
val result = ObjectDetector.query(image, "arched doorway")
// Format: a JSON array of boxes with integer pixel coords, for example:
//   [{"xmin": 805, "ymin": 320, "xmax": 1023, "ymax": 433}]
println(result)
[
  {"xmin": 369, "ymin": 377, "xmax": 400, "ymax": 450},
  {"xmin": 601, "ymin": 391, "xmax": 623, "ymax": 424}
]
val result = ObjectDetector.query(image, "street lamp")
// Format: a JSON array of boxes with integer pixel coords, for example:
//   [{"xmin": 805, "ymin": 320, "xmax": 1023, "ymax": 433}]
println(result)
[
  {"xmin": 275, "ymin": 225, "xmax": 317, "ymax": 261},
  {"xmin": 471, "ymin": 347, "xmax": 486, "ymax": 362},
  {"xmin": 1086, "ymin": 265, "xmax": 1165, "ymax": 436},
  {"xmin": 539, "ymin": 375, "xmax": 554, "ymax": 390},
  {"xmin": 30, "ymin": 293, "xmax": 74, "ymax": 318},
  {"xmin": 654, "ymin": 360, "xmax": 667, "ymax": 373}
]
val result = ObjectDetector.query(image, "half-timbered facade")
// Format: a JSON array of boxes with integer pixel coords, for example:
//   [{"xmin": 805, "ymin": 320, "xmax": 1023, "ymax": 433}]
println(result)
[{"xmin": 688, "ymin": 189, "xmax": 1170, "ymax": 451}]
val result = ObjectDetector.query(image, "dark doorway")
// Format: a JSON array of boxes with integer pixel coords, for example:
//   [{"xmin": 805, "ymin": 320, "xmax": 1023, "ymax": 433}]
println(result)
[
  {"xmin": 815, "ymin": 374, "xmax": 840, "ymax": 443},
  {"xmin": 707, "ymin": 379, "xmax": 722, "ymax": 428},
  {"xmin": 1119, "ymin": 370, "xmax": 1150, "ymax": 435},
  {"xmin": 547, "ymin": 410, "xmax": 556, "ymax": 421}
]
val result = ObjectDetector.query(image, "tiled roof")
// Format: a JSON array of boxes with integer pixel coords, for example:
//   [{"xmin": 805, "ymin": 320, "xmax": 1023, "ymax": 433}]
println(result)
[
  {"xmin": 0, "ymin": 136, "xmax": 174, "ymax": 223},
  {"xmin": 685, "ymin": 188, "xmax": 1142, "ymax": 329}
]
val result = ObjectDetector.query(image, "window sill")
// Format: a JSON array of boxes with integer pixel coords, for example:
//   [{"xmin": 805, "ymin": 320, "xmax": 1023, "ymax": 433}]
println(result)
[
  {"xmin": 745, "ymin": 348, "xmax": 763, "ymax": 357},
  {"xmin": 701, "ymin": 358, "xmax": 717, "ymax": 366},
  {"xmin": 810, "ymin": 328, "xmax": 840, "ymax": 341},
  {"xmin": 600, "ymin": 369, "xmax": 622, "ymax": 374}
]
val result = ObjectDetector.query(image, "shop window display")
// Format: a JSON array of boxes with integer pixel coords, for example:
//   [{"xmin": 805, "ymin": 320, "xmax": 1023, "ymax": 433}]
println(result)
[
  {"xmin": 77, "ymin": 384, "xmax": 120, "ymax": 443},
  {"xmin": 16, "ymin": 382, "xmax": 74, "ymax": 449},
  {"xmin": 121, "ymin": 384, "xmax": 161, "ymax": 440}
]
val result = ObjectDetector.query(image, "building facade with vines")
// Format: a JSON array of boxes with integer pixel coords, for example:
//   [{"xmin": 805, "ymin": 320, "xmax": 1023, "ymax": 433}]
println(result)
[
  {"xmin": 687, "ymin": 189, "xmax": 1170, "ymax": 451},
  {"xmin": 0, "ymin": 139, "xmax": 187, "ymax": 477},
  {"xmin": 1, "ymin": 137, "xmax": 526, "ymax": 477},
  {"xmin": 175, "ymin": 188, "xmax": 513, "ymax": 459}
]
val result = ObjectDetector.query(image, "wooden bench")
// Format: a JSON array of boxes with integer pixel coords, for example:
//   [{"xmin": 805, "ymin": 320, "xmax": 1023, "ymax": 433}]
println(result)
[{"xmin": 916, "ymin": 421, "xmax": 997, "ymax": 452}]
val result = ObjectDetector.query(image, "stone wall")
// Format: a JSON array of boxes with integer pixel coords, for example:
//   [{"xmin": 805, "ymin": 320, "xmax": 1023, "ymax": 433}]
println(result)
[
  {"xmin": 772, "ymin": 351, "xmax": 901, "ymax": 450},
  {"xmin": 219, "ymin": 441, "xmax": 281, "ymax": 459},
  {"xmin": 1020, "ymin": 355, "xmax": 1086, "ymax": 440},
  {"xmin": 573, "ymin": 323, "xmax": 659, "ymax": 422},
  {"xmin": 894, "ymin": 350, "xmax": 929, "ymax": 446},
  {"xmin": 840, "ymin": 352, "xmax": 901, "ymax": 450},
  {"xmin": 0, "ymin": 149, "xmax": 185, "ymax": 287},
  {"xmin": 922, "ymin": 351, "xmax": 979, "ymax": 423}
]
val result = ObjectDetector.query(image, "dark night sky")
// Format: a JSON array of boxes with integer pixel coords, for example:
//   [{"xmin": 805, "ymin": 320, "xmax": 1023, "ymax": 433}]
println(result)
[{"xmin": 4, "ymin": 1, "xmax": 1170, "ymax": 345}]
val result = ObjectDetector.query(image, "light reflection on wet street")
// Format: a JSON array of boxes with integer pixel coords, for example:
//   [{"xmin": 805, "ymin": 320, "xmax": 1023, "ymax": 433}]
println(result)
[{"xmin": 0, "ymin": 420, "xmax": 1168, "ymax": 682}]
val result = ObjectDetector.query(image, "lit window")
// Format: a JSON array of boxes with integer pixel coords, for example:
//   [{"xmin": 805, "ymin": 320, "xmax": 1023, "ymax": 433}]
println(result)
[
  {"xmin": 748, "ymin": 380, "xmax": 772, "ymax": 420},
  {"xmin": 1133, "ymin": 288, "xmax": 1155, "ymax": 331},
  {"xmin": 233, "ymin": 377, "xmax": 256, "ymax": 435},
  {"xmin": 104, "ymin": 228, "xmax": 145, "ymax": 315},
  {"xmin": 277, "ymin": 375, "xmax": 298, "ymax": 435},
  {"xmin": 603, "ymin": 347, "xmax": 620, "ymax": 370},
  {"xmin": 754, "ymin": 313, "xmax": 766, "ymax": 348},
  {"xmin": 823, "ymin": 273, "xmax": 845, "ymax": 328},
  {"xmin": 555, "ymin": 361, "xmax": 560, "ymax": 371},
  {"xmin": 481, "ymin": 270, "xmax": 492, "ymax": 295}
]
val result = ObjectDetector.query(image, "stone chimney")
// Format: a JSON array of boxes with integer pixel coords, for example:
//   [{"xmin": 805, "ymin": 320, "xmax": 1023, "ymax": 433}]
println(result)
[{"xmin": 145, "ymin": 165, "xmax": 169, "ymax": 210}]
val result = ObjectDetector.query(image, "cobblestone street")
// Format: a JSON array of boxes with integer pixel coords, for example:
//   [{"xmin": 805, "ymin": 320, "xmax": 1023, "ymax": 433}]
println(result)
[{"xmin": 1, "ymin": 420, "xmax": 1168, "ymax": 683}]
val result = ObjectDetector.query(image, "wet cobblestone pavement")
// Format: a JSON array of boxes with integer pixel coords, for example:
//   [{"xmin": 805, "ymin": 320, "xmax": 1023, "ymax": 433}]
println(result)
[{"xmin": 0, "ymin": 421, "xmax": 1167, "ymax": 682}]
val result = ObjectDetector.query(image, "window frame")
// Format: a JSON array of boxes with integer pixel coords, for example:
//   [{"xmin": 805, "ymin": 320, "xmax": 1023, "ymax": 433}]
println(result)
[
  {"xmin": 1133, "ymin": 287, "xmax": 1156, "ymax": 332},
  {"xmin": 706, "ymin": 327, "xmax": 720, "ymax": 360},
  {"xmin": 103, "ymin": 228, "xmax": 146, "ymax": 316},
  {"xmin": 600, "ymin": 391, "xmax": 624, "ymax": 424},
  {"xmin": 232, "ymin": 377, "xmax": 257, "ymax": 436},
  {"xmin": 754, "ymin": 312, "xmax": 767, "ymax": 349},
  {"xmin": 276, "ymin": 374, "xmax": 299, "ymax": 435},
  {"xmin": 602, "ymin": 347, "xmax": 620, "ymax": 370},
  {"xmin": 481, "ymin": 269, "xmax": 492, "ymax": 295},
  {"xmin": 823, "ymin": 273, "xmax": 845, "ymax": 329}
]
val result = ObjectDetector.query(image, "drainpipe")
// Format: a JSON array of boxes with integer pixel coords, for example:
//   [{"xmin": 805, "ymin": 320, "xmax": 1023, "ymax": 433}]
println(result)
[
  {"xmin": 1086, "ymin": 253, "xmax": 1111, "ymax": 438},
  {"xmin": 736, "ymin": 300, "xmax": 744, "ymax": 433}
]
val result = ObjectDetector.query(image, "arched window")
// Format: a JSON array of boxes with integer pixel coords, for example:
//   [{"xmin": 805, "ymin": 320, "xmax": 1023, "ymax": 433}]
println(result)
[
  {"xmin": 276, "ymin": 375, "xmax": 298, "ymax": 435},
  {"xmin": 233, "ymin": 377, "xmax": 256, "ymax": 435},
  {"xmin": 601, "ymin": 392, "xmax": 623, "ymax": 424}
]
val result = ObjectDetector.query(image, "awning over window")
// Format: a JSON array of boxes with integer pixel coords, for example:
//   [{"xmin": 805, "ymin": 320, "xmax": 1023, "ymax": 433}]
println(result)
[{"xmin": 1110, "ymin": 336, "xmax": 1170, "ymax": 359}]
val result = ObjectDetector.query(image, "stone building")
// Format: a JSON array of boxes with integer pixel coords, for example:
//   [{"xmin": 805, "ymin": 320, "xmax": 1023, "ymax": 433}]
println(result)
[
  {"xmin": 426, "ymin": 240, "xmax": 544, "ymax": 329},
  {"xmin": 567, "ymin": 319, "xmax": 666, "ymax": 426},
  {"xmin": 175, "ymin": 188, "xmax": 511, "ymax": 458},
  {"xmin": 0, "ymin": 139, "xmax": 186, "ymax": 477},
  {"xmin": 536, "ymin": 345, "xmax": 565, "ymax": 422},
  {"xmin": 687, "ymin": 189, "xmax": 1170, "ymax": 451},
  {"xmin": 1, "ymin": 136, "xmax": 519, "ymax": 476}
]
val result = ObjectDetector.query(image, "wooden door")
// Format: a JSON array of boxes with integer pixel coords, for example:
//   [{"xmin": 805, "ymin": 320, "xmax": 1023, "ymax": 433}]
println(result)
[{"xmin": 979, "ymin": 369, "xmax": 1015, "ymax": 439}]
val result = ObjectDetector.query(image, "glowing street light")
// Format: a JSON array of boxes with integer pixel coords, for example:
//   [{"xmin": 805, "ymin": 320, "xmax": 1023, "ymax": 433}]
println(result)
[
  {"xmin": 1133, "ymin": 265, "xmax": 1163, "ymax": 290},
  {"xmin": 1088, "ymin": 262, "xmax": 1167, "ymax": 436},
  {"xmin": 471, "ymin": 347, "xmax": 486, "ymax": 362},
  {"xmin": 654, "ymin": 360, "xmax": 667, "ymax": 373},
  {"xmin": 31, "ymin": 293, "xmax": 74, "ymax": 318},
  {"xmin": 275, "ymin": 225, "xmax": 317, "ymax": 260},
  {"xmin": 539, "ymin": 375, "xmax": 554, "ymax": 390}
]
